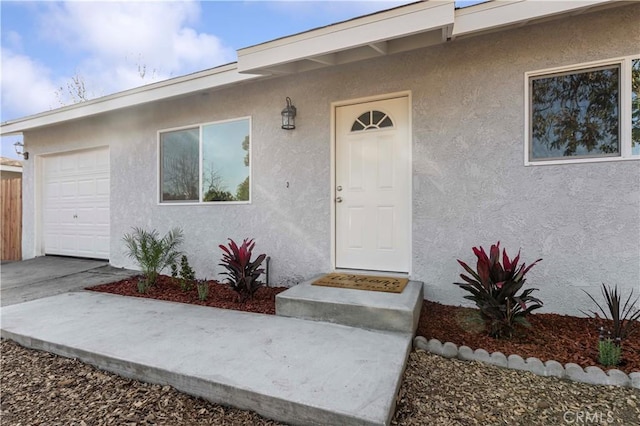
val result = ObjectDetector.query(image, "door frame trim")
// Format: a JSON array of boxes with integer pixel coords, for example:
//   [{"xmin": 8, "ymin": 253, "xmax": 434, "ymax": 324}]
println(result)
[{"xmin": 330, "ymin": 91, "xmax": 412, "ymax": 275}]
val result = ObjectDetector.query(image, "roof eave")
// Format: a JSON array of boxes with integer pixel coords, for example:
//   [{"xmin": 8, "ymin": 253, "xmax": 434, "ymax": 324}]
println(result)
[
  {"xmin": 1, "ymin": 63, "xmax": 261, "ymax": 136},
  {"xmin": 1, "ymin": 0, "xmax": 626, "ymax": 136}
]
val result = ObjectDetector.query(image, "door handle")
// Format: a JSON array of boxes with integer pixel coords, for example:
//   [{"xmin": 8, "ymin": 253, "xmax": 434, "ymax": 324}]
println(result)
[{"xmin": 336, "ymin": 197, "xmax": 343, "ymax": 203}]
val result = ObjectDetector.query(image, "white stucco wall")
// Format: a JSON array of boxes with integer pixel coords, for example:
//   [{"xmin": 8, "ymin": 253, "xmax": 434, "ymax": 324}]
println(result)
[{"xmin": 22, "ymin": 4, "xmax": 640, "ymax": 315}]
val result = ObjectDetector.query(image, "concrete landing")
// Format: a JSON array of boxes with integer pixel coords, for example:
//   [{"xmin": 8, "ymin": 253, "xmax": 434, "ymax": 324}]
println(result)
[
  {"xmin": 276, "ymin": 276, "xmax": 424, "ymax": 334},
  {"xmin": 1, "ymin": 292, "xmax": 412, "ymax": 426}
]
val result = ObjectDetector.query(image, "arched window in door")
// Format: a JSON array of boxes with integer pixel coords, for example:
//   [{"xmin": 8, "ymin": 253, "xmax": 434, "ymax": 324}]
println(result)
[{"xmin": 350, "ymin": 110, "xmax": 394, "ymax": 131}]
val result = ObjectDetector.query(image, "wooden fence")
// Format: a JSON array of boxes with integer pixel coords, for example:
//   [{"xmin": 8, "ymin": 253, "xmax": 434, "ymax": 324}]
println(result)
[{"xmin": 1, "ymin": 178, "xmax": 22, "ymax": 261}]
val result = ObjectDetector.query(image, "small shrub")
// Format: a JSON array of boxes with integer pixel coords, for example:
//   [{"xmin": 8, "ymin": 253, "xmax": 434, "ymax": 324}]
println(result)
[
  {"xmin": 598, "ymin": 328, "xmax": 622, "ymax": 367},
  {"xmin": 219, "ymin": 238, "xmax": 266, "ymax": 302},
  {"xmin": 137, "ymin": 277, "xmax": 149, "ymax": 294},
  {"xmin": 123, "ymin": 227, "xmax": 184, "ymax": 286},
  {"xmin": 170, "ymin": 255, "xmax": 196, "ymax": 291},
  {"xmin": 454, "ymin": 241, "xmax": 543, "ymax": 338},
  {"xmin": 196, "ymin": 279, "xmax": 209, "ymax": 301}
]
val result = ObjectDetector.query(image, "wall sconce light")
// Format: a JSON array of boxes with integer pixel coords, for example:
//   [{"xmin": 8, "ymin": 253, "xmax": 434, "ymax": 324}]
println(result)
[
  {"xmin": 281, "ymin": 97, "xmax": 296, "ymax": 130},
  {"xmin": 14, "ymin": 141, "xmax": 28, "ymax": 160}
]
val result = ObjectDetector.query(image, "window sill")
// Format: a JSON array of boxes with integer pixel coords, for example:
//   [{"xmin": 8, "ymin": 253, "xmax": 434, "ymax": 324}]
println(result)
[{"xmin": 524, "ymin": 156, "xmax": 640, "ymax": 167}]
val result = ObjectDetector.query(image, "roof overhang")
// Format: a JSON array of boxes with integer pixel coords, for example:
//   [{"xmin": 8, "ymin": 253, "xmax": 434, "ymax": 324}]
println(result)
[
  {"xmin": 1, "ymin": 63, "xmax": 262, "ymax": 136},
  {"xmin": 237, "ymin": 1, "xmax": 455, "ymax": 76},
  {"xmin": 237, "ymin": 0, "xmax": 618, "ymax": 76},
  {"xmin": 1, "ymin": 0, "xmax": 625, "ymax": 136},
  {"xmin": 452, "ymin": 0, "xmax": 623, "ymax": 38}
]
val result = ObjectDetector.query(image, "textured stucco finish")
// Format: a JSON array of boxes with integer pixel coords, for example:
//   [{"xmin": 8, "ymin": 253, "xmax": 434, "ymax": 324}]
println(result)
[{"xmin": 21, "ymin": 5, "xmax": 640, "ymax": 315}]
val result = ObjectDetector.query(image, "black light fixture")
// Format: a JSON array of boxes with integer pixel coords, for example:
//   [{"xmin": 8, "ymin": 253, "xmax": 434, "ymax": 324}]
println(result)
[
  {"xmin": 281, "ymin": 97, "xmax": 296, "ymax": 130},
  {"xmin": 14, "ymin": 141, "xmax": 28, "ymax": 160}
]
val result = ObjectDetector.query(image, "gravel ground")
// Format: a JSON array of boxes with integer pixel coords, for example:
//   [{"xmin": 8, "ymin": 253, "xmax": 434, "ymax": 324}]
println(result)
[{"xmin": 1, "ymin": 340, "xmax": 639, "ymax": 426}]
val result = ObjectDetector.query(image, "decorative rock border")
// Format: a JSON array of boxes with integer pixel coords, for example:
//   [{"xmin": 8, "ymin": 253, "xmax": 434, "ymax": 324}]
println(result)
[{"xmin": 413, "ymin": 336, "xmax": 640, "ymax": 389}]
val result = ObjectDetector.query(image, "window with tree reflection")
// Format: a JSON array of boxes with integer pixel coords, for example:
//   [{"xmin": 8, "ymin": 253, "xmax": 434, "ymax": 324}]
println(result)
[
  {"xmin": 530, "ymin": 65, "xmax": 620, "ymax": 160},
  {"xmin": 159, "ymin": 118, "xmax": 250, "ymax": 203},
  {"xmin": 528, "ymin": 57, "xmax": 639, "ymax": 163}
]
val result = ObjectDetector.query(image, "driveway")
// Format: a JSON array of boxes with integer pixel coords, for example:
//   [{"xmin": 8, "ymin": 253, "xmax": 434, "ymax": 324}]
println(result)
[{"xmin": 1, "ymin": 256, "xmax": 138, "ymax": 307}]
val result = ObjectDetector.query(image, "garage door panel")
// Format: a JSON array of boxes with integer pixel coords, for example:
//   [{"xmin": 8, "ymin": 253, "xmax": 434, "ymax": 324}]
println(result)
[
  {"xmin": 78, "ymin": 179, "xmax": 96, "ymax": 196},
  {"xmin": 94, "ymin": 207, "xmax": 109, "ymax": 224},
  {"xmin": 42, "ymin": 147, "xmax": 110, "ymax": 259},
  {"xmin": 60, "ymin": 155, "xmax": 78, "ymax": 173},
  {"xmin": 96, "ymin": 178, "xmax": 109, "ymax": 195},
  {"xmin": 60, "ymin": 180, "xmax": 77, "ymax": 198},
  {"xmin": 95, "ymin": 237, "xmax": 110, "ymax": 257}
]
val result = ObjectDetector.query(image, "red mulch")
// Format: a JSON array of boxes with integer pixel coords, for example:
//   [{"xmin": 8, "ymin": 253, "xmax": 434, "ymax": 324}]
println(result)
[
  {"xmin": 86, "ymin": 275, "xmax": 287, "ymax": 315},
  {"xmin": 87, "ymin": 277, "xmax": 639, "ymax": 374},
  {"xmin": 417, "ymin": 300, "xmax": 640, "ymax": 374}
]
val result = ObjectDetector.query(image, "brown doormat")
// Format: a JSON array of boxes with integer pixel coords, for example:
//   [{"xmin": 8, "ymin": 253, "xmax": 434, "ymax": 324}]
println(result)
[{"xmin": 311, "ymin": 273, "xmax": 409, "ymax": 294}]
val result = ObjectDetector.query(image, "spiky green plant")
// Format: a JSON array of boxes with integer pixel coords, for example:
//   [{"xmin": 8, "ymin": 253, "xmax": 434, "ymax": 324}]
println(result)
[
  {"xmin": 582, "ymin": 284, "xmax": 640, "ymax": 341},
  {"xmin": 123, "ymin": 227, "xmax": 184, "ymax": 286}
]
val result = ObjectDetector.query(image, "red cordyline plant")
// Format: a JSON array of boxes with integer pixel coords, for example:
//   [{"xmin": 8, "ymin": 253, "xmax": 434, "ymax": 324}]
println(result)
[
  {"xmin": 219, "ymin": 238, "xmax": 266, "ymax": 302},
  {"xmin": 454, "ymin": 242, "xmax": 543, "ymax": 338}
]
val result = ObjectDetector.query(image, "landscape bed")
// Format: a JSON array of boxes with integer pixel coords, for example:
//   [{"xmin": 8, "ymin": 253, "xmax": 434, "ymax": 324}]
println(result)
[{"xmin": 87, "ymin": 275, "xmax": 640, "ymax": 375}]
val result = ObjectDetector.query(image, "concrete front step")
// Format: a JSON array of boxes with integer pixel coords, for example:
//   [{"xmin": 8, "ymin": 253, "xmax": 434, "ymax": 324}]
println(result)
[
  {"xmin": 276, "ymin": 275, "xmax": 424, "ymax": 334},
  {"xmin": 1, "ymin": 292, "xmax": 412, "ymax": 426}
]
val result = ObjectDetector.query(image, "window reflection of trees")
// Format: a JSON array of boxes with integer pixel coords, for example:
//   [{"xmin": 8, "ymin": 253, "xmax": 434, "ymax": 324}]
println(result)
[
  {"xmin": 162, "ymin": 129, "xmax": 199, "ymax": 201},
  {"xmin": 160, "ymin": 119, "xmax": 251, "ymax": 203},
  {"xmin": 531, "ymin": 66, "xmax": 619, "ymax": 159},
  {"xmin": 202, "ymin": 134, "xmax": 250, "ymax": 202}
]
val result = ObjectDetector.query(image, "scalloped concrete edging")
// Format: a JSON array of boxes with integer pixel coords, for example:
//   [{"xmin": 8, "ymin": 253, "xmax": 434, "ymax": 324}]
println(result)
[{"xmin": 414, "ymin": 336, "xmax": 640, "ymax": 389}]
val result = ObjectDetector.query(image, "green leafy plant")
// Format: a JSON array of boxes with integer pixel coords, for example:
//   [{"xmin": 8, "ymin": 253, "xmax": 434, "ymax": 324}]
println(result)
[
  {"xmin": 598, "ymin": 329, "xmax": 622, "ymax": 367},
  {"xmin": 170, "ymin": 255, "xmax": 196, "ymax": 291},
  {"xmin": 219, "ymin": 238, "xmax": 266, "ymax": 302},
  {"xmin": 196, "ymin": 279, "xmax": 209, "ymax": 301},
  {"xmin": 123, "ymin": 227, "xmax": 184, "ymax": 287},
  {"xmin": 137, "ymin": 277, "xmax": 149, "ymax": 294},
  {"xmin": 454, "ymin": 242, "xmax": 543, "ymax": 338},
  {"xmin": 582, "ymin": 283, "xmax": 640, "ymax": 341}
]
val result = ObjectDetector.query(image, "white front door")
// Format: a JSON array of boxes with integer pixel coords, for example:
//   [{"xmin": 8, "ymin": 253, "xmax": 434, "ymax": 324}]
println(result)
[
  {"xmin": 42, "ymin": 147, "xmax": 110, "ymax": 259},
  {"xmin": 335, "ymin": 96, "xmax": 410, "ymax": 272}
]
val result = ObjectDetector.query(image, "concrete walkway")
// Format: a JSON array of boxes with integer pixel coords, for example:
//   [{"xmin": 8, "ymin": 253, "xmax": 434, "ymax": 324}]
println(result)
[
  {"xmin": 1, "ymin": 291, "xmax": 412, "ymax": 425},
  {"xmin": 0, "ymin": 256, "xmax": 137, "ymax": 306}
]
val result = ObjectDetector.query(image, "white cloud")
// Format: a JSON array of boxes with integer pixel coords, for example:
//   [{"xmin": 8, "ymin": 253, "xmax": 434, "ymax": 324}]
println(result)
[
  {"xmin": 39, "ymin": 0, "xmax": 235, "ymax": 95},
  {"xmin": 1, "ymin": 48, "xmax": 60, "ymax": 119},
  {"xmin": 1, "ymin": 0, "xmax": 235, "ymax": 123}
]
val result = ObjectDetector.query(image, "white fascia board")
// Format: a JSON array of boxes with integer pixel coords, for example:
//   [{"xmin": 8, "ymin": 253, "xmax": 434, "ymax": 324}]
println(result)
[
  {"xmin": 0, "ymin": 165, "xmax": 22, "ymax": 173},
  {"xmin": 452, "ymin": 0, "xmax": 614, "ymax": 37},
  {"xmin": 1, "ymin": 63, "xmax": 261, "ymax": 136},
  {"xmin": 237, "ymin": 1, "xmax": 455, "ymax": 74}
]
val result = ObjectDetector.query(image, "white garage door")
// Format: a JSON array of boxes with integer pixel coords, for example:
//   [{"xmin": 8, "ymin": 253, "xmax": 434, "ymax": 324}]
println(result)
[{"xmin": 42, "ymin": 147, "xmax": 110, "ymax": 259}]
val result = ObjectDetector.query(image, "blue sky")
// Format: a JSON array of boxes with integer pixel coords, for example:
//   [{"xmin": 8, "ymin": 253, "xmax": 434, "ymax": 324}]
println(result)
[{"xmin": 0, "ymin": 1, "xmax": 480, "ymax": 159}]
